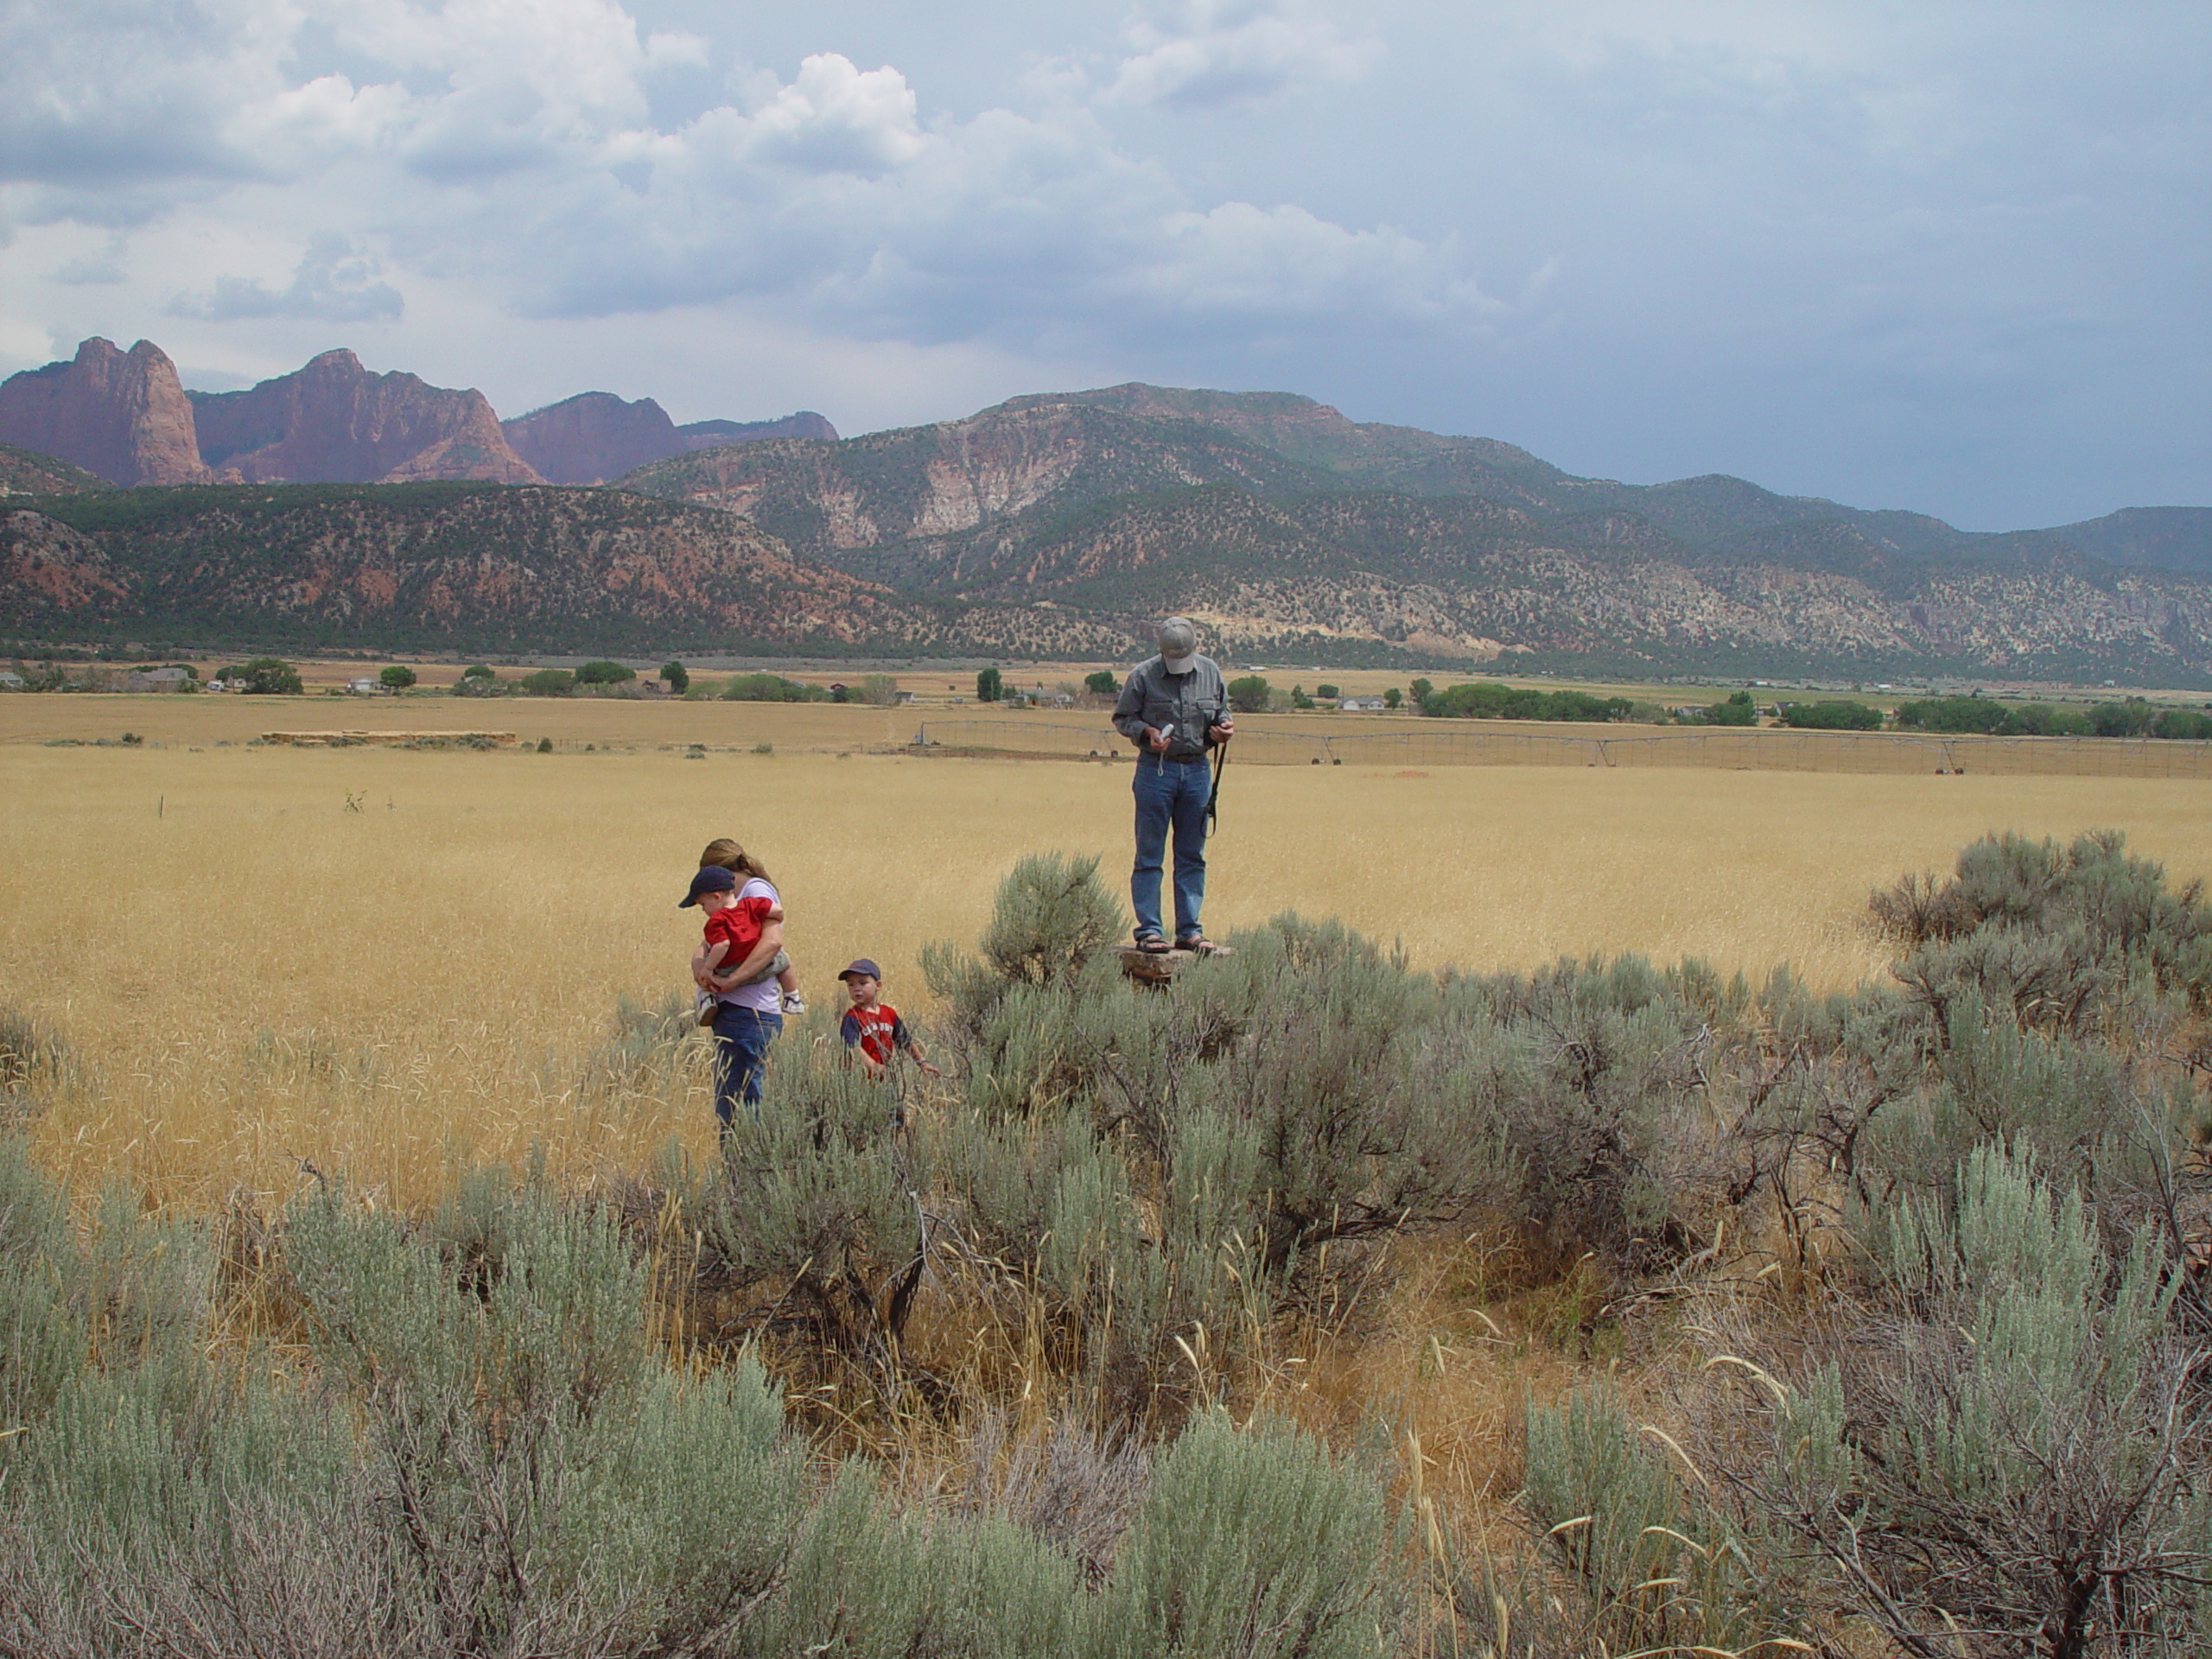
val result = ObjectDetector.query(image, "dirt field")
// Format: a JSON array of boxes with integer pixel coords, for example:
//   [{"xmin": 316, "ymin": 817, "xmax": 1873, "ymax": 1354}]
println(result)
[{"xmin": 4, "ymin": 697, "xmax": 2209, "ymax": 1209}]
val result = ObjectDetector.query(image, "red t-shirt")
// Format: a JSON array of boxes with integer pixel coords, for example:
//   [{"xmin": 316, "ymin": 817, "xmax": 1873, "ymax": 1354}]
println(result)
[
  {"xmin": 840, "ymin": 1002, "xmax": 912, "ymax": 1065},
  {"xmin": 702, "ymin": 895, "xmax": 775, "ymax": 976}
]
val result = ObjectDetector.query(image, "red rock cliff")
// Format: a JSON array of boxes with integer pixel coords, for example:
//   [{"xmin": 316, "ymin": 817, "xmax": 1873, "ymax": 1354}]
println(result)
[
  {"xmin": 502, "ymin": 391, "xmax": 683, "ymax": 484},
  {"xmin": 0, "ymin": 338, "xmax": 211, "ymax": 486},
  {"xmin": 189, "ymin": 349, "xmax": 542, "ymax": 484}
]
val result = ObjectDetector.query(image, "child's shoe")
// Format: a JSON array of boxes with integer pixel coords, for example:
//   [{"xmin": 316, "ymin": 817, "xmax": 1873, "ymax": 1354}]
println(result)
[
  {"xmin": 696, "ymin": 990, "xmax": 717, "ymax": 1027},
  {"xmin": 781, "ymin": 989, "xmax": 807, "ymax": 1015}
]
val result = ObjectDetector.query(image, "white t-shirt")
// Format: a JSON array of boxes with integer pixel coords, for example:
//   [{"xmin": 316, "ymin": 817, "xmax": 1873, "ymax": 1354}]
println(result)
[{"xmin": 719, "ymin": 877, "xmax": 784, "ymax": 1014}]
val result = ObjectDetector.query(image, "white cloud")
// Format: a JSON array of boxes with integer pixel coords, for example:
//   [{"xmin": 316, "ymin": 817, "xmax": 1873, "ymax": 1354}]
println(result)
[
  {"xmin": 170, "ymin": 232, "xmax": 404, "ymax": 322},
  {"xmin": 1100, "ymin": 0, "xmax": 1382, "ymax": 111},
  {"xmin": 0, "ymin": 0, "xmax": 1466, "ymax": 356}
]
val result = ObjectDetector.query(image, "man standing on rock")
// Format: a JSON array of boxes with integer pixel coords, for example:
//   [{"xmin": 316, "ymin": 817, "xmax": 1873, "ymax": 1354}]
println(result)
[{"xmin": 1112, "ymin": 616, "xmax": 1234, "ymax": 953}]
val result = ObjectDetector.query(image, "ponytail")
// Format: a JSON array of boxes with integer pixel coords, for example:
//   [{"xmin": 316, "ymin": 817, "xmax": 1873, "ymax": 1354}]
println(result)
[{"xmin": 700, "ymin": 836, "xmax": 772, "ymax": 886}]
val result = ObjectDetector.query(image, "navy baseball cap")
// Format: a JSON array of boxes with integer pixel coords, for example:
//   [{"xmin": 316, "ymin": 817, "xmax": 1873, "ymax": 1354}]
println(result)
[
  {"xmin": 837, "ymin": 958, "xmax": 883, "ymax": 982},
  {"xmin": 679, "ymin": 866, "xmax": 737, "ymax": 907}
]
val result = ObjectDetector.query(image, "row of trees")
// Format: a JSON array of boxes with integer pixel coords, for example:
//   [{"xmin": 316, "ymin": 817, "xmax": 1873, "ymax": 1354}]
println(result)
[{"xmin": 1896, "ymin": 691, "xmax": 2212, "ymax": 739}]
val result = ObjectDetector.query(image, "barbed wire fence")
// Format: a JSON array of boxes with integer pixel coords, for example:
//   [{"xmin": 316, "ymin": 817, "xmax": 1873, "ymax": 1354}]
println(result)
[{"xmin": 909, "ymin": 718, "xmax": 2212, "ymax": 780}]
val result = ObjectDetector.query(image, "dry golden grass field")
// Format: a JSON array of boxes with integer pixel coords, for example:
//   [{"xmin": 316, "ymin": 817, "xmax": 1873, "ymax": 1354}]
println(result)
[
  {"xmin": 8, "ymin": 690, "xmax": 2212, "ymax": 1651},
  {"xmin": 3, "ymin": 693, "xmax": 2209, "ymax": 1211}
]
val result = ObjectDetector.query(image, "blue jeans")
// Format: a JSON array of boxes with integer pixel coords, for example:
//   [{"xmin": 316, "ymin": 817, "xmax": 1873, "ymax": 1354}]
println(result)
[
  {"xmin": 1131, "ymin": 753, "xmax": 1211, "ymax": 941},
  {"xmin": 710, "ymin": 1005, "xmax": 783, "ymax": 1134}
]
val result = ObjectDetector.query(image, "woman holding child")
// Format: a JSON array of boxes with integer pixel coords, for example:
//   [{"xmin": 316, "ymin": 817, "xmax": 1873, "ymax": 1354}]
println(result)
[{"xmin": 681, "ymin": 837, "xmax": 800, "ymax": 1133}]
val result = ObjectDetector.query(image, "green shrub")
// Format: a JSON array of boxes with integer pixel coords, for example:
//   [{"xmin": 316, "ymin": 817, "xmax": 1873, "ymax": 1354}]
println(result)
[
  {"xmin": 575, "ymin": 659, "xmax": 635, "ymax": 686},
  {"xmin": 1085, "ymin": 669, "xmax": 1121, "ymax": 696},
  {"xmin": 1521, "ymin": 1383, "xmax": 1777, "ymax": 1653},
  {"xmin": 977, "ymin": 666, "xmax": 1004, "ymax": 702},
  {"xmin": 1100, "ymin": 1411, "xmax": 1398, "ymax": 1658},
  {"xmin": 1710, "ymin": 1145, "xmax": 2209, "ymax": 1656},
  {"xmin": 659, "ymin": 659, "xmax": 689, "ymax": 693},
  {"xmin": 378, "ymin": 664, "xmax": 416, "ymax": 690},
  {"xmin": 517, "ymin": 667, "xmax": 574, "ymax": 696}
]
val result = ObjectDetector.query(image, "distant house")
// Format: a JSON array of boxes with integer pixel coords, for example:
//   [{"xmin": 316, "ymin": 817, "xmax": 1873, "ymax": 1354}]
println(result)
[
  {"xmin": 893, "ymin": 690, "xmax": 915, "ymax": 703},
  {"xmin": 346, "ymin": 677, "xmax": 382, "ymax": 695},
  {"xmin": 640, "ymin": 677, "xmax": 672, "ymax": 696},
  {"xmin": 1337, "ymin": 696, "xmax": 1386, "ymax": 712},
  {"xmin": 122, "ymin": 666, "xmax": 193, "ymax": 692},
  {"xmin": 0, "ymin": 671, "xmax": 25, "ymax": 691}
]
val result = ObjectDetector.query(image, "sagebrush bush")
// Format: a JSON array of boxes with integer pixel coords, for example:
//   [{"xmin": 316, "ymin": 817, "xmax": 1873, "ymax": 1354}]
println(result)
[
  {"xmin": 1700, "ymin": 1144, "xmax": 2209, "ymax": 1656},
  {"xmin": 1517, "ymin": 1383, "xmax": 1787, "ymax": 1655},
  {"xmin": 0, "ymin": 1137, "xmax": 1412, "ymax": 1657}
]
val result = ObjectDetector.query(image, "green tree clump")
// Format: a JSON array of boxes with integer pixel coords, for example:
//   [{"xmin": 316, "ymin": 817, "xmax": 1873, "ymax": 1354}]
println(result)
[
  {"xmin": 659, "ymin": 660, "xmax": 689, "ymax": 694},
  {"xmin": 378, "ymin": 665, "xmax": 416, "ymax": 691},
  {"xmin": 1289, "ymin": 684, "xmax": 1315, "ymax": 710},
  {"xmin": 1315, "ymin": 683, "xmax": 1339, "ymax": 699},
  {"xmin": 1226, "ymin": 675, "xmax": 1272, "ymax": 714},
  {"xmin": 1777, "ymin": 699, "xmax": 1880, "ymax": 730},
  {"xmin": 1382, "ymin": 687, "xmax": 1402, "ymax": 709},
  {"xmin": 1421, "ymin": 682, "xmax": 1630, "ymax": 722},
  {"xmin": 1701, "ymin": 690, "xmax": 1758, "ymax": 725},
  {"xmin": 575, "ymin": 660, "xmax": 635, "ymax": 687},
  {"xmin": 220, "ymin": 657, "xmax": 302, "ymax": 695},
  {"xmin": 517, "ymin": 668, "xmax": 575, "ymax": 696},
  {"xmin": 721, "ymin": 673, "xmax": 825, "ymax": 702},
  {"xmin": 976, "ymin": 666, "xmax": 1003, "ymax": 702},
  {"xmin": 1892, "ymin": 695, "xmax": 2012, "ymax": 734},
  {"xmin": 1084, "ymin": 669, "xmax": 1121, "ymax": 696},
  {"xmin": 1893, "ymin": 693, "xmax": 2210, "ymax": 740}
]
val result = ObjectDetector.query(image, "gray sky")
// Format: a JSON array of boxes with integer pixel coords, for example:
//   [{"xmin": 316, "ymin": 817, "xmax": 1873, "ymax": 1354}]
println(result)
[{"xmin": 3, "ymin": 0, "xmax": 2204, "ymax": 528}]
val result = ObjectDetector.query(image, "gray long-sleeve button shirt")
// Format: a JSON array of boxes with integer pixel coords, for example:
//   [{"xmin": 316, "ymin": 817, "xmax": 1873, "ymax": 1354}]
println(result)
[{"xmin": 1112, "ymin": 654, "xmax": 1228, "ymax": 760}]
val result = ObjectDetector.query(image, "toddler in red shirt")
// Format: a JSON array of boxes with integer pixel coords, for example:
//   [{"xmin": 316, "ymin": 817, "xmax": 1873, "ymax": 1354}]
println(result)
[
  {"xmin": 698, "ymin": 837, "xmax": 804, "ymax": 1015},
  {"xmin": 836, "ymin": 958, "xmax": 940, "ymax": 1079},
  {"xmin": 682, "ymin": 867, "xmax": 787, "ymax": 1026}
]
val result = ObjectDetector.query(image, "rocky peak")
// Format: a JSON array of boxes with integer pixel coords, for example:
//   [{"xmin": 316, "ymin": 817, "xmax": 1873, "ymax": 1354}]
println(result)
[
  {"xmin": 189, "ymin": 351, "xmax": 541, "ymax": 484},
  {"xmin": 503, "ymin": 391, "xmax": 682, "ymax": 484},
  {"xmin": 0, "ymin": 337, "xmax": 210, "ymax": 486}
]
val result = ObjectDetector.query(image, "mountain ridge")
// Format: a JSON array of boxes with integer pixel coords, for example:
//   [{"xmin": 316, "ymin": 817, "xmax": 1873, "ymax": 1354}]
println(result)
[{"xmin": 4, "ymin": 357, "xmax": 2209, "ymax": 677}]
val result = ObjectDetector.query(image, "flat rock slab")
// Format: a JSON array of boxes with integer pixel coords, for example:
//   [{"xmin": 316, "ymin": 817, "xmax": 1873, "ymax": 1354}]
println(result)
[{"xmin": 1109, "ymin": 943, "xmax": 1234, "ymax": 982}]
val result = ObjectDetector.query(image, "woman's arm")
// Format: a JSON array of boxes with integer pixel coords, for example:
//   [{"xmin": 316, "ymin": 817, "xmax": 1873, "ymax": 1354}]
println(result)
[{"xmin": 718, "ymin": 911, "xmax": 784, "ymax": 988}]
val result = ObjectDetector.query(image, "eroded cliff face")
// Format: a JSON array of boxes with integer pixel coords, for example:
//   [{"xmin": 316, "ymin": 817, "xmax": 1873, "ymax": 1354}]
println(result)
[
  {"xmin": 188, "ymin": 351, "xmax": 542, "ymax": 485},
  {"xmin": 620, "ymin": 401, "xmax": 1324, "ymax": 553},
  {"xmin": 0, "ymin": 486, "xmax": 946, "ymax": 650},
  {"xmin": 0, "ymin": 339, "xmax": 211, "ymax": 486}
]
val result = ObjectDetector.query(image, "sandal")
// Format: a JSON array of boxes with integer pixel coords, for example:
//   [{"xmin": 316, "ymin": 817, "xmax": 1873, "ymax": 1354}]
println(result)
[
  {"xmin": 1175, "ymin": 935, "xmax": 1216, "ymax": 954},
  {"xmin": 1135, "ymin": 934, "xmax": 1172, "ymax": 955}
]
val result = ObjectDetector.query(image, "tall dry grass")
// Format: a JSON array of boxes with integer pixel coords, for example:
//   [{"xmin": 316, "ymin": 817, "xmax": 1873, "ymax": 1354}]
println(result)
[{"xmin": 3, "ymin": 734, "xmax": 2208, "ymax": 1209}]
